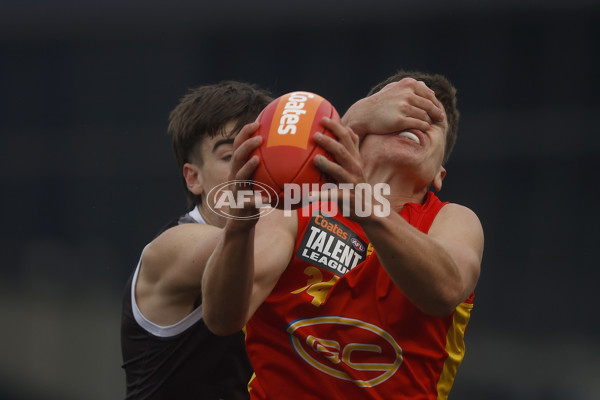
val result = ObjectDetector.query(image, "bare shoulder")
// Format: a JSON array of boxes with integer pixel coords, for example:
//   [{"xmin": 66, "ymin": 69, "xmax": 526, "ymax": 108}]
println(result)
[
  {"xmin": 430, "ymin": 202, "xmax": 484, "ymax": 256},
  {"xmin": 435, "ymin": 203, "xmax": 482, "ymax": 228},
  {"xmin": 141, "ymin": 222, "xmax": 222, "ymax": 285},
  {"xmin": 136, "ymin": 222, "xmax": 224, "ymax": 325}
]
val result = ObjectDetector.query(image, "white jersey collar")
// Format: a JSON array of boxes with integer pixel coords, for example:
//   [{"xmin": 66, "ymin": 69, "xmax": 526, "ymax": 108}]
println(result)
[{"xmin": 189, "ymin": 206, "xmax": 207, "ymax": 225}]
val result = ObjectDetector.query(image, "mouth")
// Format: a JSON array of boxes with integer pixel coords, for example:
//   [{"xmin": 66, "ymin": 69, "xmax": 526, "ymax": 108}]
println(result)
[{"xmin": 397, "ymin": 130, "xmax": 421, "ymax": 145}]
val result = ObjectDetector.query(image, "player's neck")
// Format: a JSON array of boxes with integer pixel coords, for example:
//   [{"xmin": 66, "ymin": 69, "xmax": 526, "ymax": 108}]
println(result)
[
  {"xmin": 364, "ymin": 169, "xmax": 429, "ymax": 211},
  {"xmin": 197, "ymin": 202, "xmax": 227, "ymax": 228}
]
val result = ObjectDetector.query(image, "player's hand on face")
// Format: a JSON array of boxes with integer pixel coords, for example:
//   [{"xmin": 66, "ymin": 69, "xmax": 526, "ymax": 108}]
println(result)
[
  {"xmin": 313, "ymin": 118, "xmax": 378, "ymax": 222},
  {"xmin": 342, "ymin": 78, "xmax": 445, "ymax": 138}
]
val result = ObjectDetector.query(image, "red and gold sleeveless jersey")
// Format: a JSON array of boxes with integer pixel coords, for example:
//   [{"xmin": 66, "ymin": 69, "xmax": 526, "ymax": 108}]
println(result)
[{"xmin": 246, "ymin": 192, "xmax": 474, "ymax": 400}]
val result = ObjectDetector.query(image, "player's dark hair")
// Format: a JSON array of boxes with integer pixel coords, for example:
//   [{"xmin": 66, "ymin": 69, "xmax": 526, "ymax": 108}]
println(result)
[
  {"xmin": 168, "ymin": 81, "xmax": 273, "ymax": 209},
  {"xmin": 368, "ymin": 70, "xmax": 459, "ymax": 165}
]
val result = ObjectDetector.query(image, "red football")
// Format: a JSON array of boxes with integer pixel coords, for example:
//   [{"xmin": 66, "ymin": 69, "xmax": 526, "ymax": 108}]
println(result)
[{"xmin": 252, "ymin": 91, "xmax": 340, "ymax": 209}]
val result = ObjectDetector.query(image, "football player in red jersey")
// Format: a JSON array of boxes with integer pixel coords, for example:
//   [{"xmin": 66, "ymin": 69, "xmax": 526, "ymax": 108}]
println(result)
[{"xmin": 202, "ymin": 71, "xmax": 483, "ymax": 399}]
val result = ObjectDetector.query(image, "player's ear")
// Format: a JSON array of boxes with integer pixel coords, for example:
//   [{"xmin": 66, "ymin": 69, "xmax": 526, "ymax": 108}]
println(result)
[
  {"xmin": 183, "ymin": 163, "xmax": 204, "ymax": 195},
  {"xmin": 432, "ymin": 166, "xmax": 446, "ymax": 191}
]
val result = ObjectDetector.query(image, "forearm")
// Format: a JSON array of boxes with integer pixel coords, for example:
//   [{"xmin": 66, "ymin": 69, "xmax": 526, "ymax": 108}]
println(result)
[
  {"xmin": 202, "ymin": 226, "xmax": 255, "ymax": 335},
  {"xmin": 361, "ymin": 214, "xmax": 467, "ymax": 316}
]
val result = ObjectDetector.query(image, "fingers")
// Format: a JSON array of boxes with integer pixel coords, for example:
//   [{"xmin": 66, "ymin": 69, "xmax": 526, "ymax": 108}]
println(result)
[
  {"xmin": 393, "ymin": 100, "xmax": 431, "ymax": 127},
  {"xmin": 412, "ymin": 80, "xmax": 438, "ymax": 105},
  {"xmin": 400, "ymin": 116, "xmax": 431, "ymax": 133},
  {"xmin": 233, "ymin": 121, "xmax": 260, "ymax": 151},
  {"xmin": 229, "ymin": 122, "xmax": 262, "ymax": 181},
  {"xmin": 314, "ymin": 154, "xmax": 356, "ymax": 185},
  {"xmin": 411, "ymin": 80, "xmax": 445, "ymax": 122},
  {"xmin": 313, "ymin": 118, "xmax": 362, "ymax": 184},
  {"xmin": 389, "ymin": 78, "xmax": 445, "ymax": 124},
  {"xmin": 234, "ymin": 154, "xmax": 260, "ymax": 181},
  {"xmin": 229, "ymin": 135, "xmax": 262, "ymax": 180},
  {"xmin": 320, "ymin": 117, "xmax": 359, "ymax": 154}
]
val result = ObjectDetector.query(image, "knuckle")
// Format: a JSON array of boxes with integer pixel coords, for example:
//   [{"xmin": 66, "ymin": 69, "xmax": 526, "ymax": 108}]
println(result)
[
  {"xmin": 382, "ymin": 82, "xmax": 396, "ymax": 91},
  {"xmin": 340, "ymin": 127, "xmax": 352, "ymax": 139},
  {"xmin": 399, "ymin": 103, "xmax": 412, "ymax": 114},
  {"xmin": 400, "ymin": 77, "xmax": 417, "ymax": 87}
]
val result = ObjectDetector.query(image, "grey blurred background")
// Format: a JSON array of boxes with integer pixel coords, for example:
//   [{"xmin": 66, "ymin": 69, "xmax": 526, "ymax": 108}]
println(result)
[{"xmin": 1, "ymin": 1, "xmax": 599, "ymax": 399}]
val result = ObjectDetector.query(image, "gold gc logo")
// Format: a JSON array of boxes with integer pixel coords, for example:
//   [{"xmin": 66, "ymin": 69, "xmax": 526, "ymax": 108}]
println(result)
[{"xmin": 286, "ymin": 316, "xmax": 403, "ymax": 387}]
